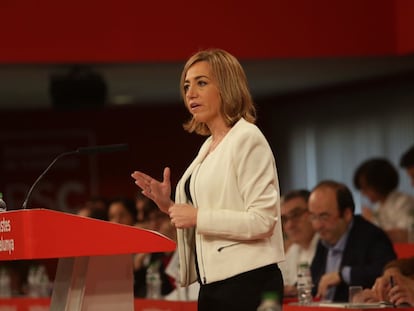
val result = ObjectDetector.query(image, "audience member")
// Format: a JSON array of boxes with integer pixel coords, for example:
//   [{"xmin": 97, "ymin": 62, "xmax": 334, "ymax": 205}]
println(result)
[
  {"xmin": 355, "ymin": 257, "xmax": 414, "ymax": 306},
  {"xmin": 0, "ymin": 261, "xmax": 30, "ymax": 296},
  {"xmin": 135, "ymin": 199, "xmax": 172, "ymax": 235},
  {"xmin": 164, "ymin": 250, "xmax": 200, "ymax": 301},
  {"xmin": 353, "ymin": 158, "xmax": 414, "ymax": 242},
  {"xmin": 279, "ymin": 189, "xmax": 318, "ymax": 297},
  {"xmin": 400, "ymin": 145, "xmax": 414, "ymax": 187},
  {"xmin": 108, "ymin": 197, "xmax": 137, "ymax": 226},
  {"xmin": 135, "ymin": 191, "xmax": 150, "ymax": 223},
  {"xmin": 309, "ymin": 180, "xmax": 396, "ymax": 302},
  {"xmin": 125, "ymin": 198, "xmax": 175, "ymax": 298},
  {"xmin": 78, "ymin": 196, "xmax": 109, "ymax": 220},
  {"xmin": 77, "ymin": 206, "xmax": 108, "ymax": 220}
]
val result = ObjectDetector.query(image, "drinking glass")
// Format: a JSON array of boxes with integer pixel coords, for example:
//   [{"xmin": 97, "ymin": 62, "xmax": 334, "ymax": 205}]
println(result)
[{"xmin": 348, "ymin": 286, "xmax": 363, "ymax": 303}]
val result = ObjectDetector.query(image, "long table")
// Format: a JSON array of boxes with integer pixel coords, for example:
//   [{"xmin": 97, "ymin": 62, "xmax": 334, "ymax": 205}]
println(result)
[
  {"xmin": 1, "ymin": 239, "xmax": 411, "ymax": 311},
  {"xmin": 284, "ymin": 303, "xmax": 414, "ymax": 311},
  {"xmin": 2, "ymin": 298, "xmax": 414, "ymax": 311},
  {"xmin": 0, "ymin": 298, "xmax": 198, "ymax": 311}
]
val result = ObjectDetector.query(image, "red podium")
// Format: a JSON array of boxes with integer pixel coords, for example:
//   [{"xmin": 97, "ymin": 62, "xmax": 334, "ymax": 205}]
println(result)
[{"xmin": 0, "ymin": 209, "xmax": 176, "ymax": 311}]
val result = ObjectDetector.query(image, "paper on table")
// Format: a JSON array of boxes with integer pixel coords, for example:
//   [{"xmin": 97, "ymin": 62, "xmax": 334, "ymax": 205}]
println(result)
[{"xmin": 314, "ymin": 301, "xmax": 394, "ymax": 309}]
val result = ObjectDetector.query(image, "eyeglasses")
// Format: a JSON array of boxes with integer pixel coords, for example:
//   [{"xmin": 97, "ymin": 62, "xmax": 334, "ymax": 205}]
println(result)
[
  {"xmin": 309, "ymin": 212, "xmax": 331, "ymax": 223},
  {"xmin": 281, "ymin": 208, "xmax": 308, "ymax": 225}
]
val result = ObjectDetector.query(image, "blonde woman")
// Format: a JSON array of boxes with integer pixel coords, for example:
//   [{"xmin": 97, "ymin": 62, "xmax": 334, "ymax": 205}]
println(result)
[{"xmin": 132, "ymin": 49, "xmax": 284, "ymax": 310}]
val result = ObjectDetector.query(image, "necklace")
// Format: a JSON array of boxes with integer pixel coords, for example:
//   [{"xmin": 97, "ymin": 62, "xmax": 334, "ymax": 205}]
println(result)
[
  {"xmin": 208, "ymin": 121, "xmax": 231, "ymax": 153},
  {"xmin": 209, "ymin": 138, "xmax": 221, "ymax": 153},
  {"xmin": 209, "ymin": 131, "xmax": 229, "ymax": 153}
]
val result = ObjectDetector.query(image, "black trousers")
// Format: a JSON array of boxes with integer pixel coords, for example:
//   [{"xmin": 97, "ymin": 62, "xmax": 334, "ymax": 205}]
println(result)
[{"xmin": 198, "ymin": 264, "xmax": 284, "ymax": 311}]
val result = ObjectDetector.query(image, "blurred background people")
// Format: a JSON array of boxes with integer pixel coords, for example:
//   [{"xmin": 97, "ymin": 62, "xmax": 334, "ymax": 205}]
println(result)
[
  {"xmin": 309, "ymin": 180, "xmax": 396, "ymax": 302},
  {"xmin": 108, "ymin": 197, "xmax": 137, "ymax": 226},
  {"xmin": 77, "ymin": 196, "xmax": 109, "ymax": 221},
  {"xmin": 279, "ymin": 189, "xmax": 318, "ymax": 297},
  {"xmin": 400, "ymin": 145, "xmax": 414, "ymax": 187},
  {"xmin": 125, "ymin": 198, "xmax": 175, "ymax": 298},
  {"xmin": 135, "ymin": 191, "xmax": 150, "ymax": 223},
  {"xmin": 135, "ymin": 198, "xmax": 174, "ymax": 238},
  {"xmin": 353, "ymin": 158, "xmax": 414, "ymax": 242}
]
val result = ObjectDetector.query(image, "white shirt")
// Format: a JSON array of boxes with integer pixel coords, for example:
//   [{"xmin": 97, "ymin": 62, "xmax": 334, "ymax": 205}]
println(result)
[
  {"xmin": 374, "ymin": 191, "xmax": 414, "ymax": 230},
  {"xmin": 280, "ymin": 233, "xmax": 319, "ymax": 286}
]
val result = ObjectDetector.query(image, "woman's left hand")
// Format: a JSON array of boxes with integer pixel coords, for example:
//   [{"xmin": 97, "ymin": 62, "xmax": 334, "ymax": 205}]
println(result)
[{"xmin": 169, "ymin": 204, "xmax": 197, "ymax": 229}]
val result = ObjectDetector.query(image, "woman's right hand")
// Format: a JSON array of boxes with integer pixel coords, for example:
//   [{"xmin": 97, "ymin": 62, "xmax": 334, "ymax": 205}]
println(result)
[
  {"xmin": 131, "ymin": 167, "xmax": 173, "ymax": 214},
  {"xmin": 387, "ymin": 272, "xmax": 414, "ymax": 307}
]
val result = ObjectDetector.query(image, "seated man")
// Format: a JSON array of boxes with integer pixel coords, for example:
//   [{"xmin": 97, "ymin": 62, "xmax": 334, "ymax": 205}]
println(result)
[
  {"xmin": 308, "ymin": 180, "xmax": 396, "ymax": 302},
  {"xmin": 279, "ymin": 189, "xmax": 318, "ymax": 297}
]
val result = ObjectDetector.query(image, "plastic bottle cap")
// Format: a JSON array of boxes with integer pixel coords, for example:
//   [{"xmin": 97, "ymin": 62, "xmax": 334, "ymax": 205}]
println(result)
[
  {"xmin": 0, "ymin": 193, "xmax": 6, "ymax": 211},
  {"xmin": 262, "ymin": 291, "xmax": 279, "ymax": 301}
]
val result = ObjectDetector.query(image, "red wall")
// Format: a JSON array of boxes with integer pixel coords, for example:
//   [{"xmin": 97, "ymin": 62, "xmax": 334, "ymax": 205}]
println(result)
[
  {"xmin": 0, "ymin": 0, "xmax": 411, "ymax": 63},
  {"xmin": 0, "ymin": 106, "xmax": 204, "ymax": 211},
  {"xmin": 396, "ymin": 0, "xmax": 414, "ymax": 53}
]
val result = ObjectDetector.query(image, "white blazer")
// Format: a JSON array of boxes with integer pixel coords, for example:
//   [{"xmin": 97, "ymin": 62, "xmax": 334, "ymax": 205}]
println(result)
[{"xmin": 175, "ymin": 118, "xmax": 285, "ymax": 286}]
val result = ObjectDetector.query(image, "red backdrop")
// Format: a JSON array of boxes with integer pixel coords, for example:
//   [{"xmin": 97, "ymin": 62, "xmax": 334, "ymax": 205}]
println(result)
[
  {"xmin": 0, "ymin": 0, "xmax": 413, "ymax": 63},
  {"xmin": 0, "ymin": 106, "xmax": 204, "ymax": 211}
]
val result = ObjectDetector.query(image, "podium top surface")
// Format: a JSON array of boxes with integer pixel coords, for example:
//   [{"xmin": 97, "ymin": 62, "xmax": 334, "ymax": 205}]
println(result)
[{"xmin": 0, "ymin": 209, "xmax": 176, "ymax": 261}]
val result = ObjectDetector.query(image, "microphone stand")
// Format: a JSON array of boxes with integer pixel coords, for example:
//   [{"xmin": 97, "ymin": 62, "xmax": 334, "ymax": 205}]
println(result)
[
  {"xmin": 22, "ymin": 150, "xmax": 78, "ymax": 209},
  {"xmin": 21, "ymin": 143, "xmax": 128, "ymax": 210}
]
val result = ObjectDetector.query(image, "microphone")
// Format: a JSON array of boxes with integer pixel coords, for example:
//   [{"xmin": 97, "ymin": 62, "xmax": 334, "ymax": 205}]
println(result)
[
  {"xmin": 22, "ymin": 143, "xmax": 128, "ymax": 209},
  {"xmin": 77, "ymin": 143, "xmax": 128, "ymax": 155}
]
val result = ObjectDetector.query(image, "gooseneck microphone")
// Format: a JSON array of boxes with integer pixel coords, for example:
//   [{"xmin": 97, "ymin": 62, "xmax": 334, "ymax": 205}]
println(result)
[
  {"xmin": 77, "ymin": 143, "xmax": 128, "ymax": 155},
  {"xmin": 21, "ymin": 143, "xmax": 128, "ymax": 209}
]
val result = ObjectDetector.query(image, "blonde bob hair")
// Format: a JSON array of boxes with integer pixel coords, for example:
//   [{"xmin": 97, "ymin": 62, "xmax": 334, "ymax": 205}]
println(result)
[{"xmin": 180, "ymin": 49, "xmax": 256, "ymax": 136}]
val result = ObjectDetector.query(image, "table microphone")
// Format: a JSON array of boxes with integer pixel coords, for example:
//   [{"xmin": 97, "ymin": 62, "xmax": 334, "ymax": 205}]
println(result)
[
  {"xmin": 21, "ymin": 143, "xmax": 128, "ymax": 209},
  {"xmin": 77, "ymin": 143, "xmax": 128, "ymax": 155}
]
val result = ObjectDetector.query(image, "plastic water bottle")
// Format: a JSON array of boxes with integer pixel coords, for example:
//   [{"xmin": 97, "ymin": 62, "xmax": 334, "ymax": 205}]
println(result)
[
  {"xmin": 37, "ymin": 265, "xmax": 51, "ymax": 297},
  {"xmin": 27, "ymin": 265, "xmax": 39, "ymax": 297},
  {"xmin": 0, "ymin": 267, "xmax": 11, "ymax": 297},
  {"xmin": 27, "ymin": 264, "xmax": 51, "ymax": 297},
  {"xmin": 257, "ymin": 292, "xmax": 281, "ymax": 311},
  {"xmin": 146, "ymin": 261, "xmax": 162, "ymax": 299},
  {"xmin": 0, "ymin": 193, "xmax": 7, "ymax": 212},
  {"xmin": 297, "ymin": 262, "xmax": 313, "ymax": 304}
]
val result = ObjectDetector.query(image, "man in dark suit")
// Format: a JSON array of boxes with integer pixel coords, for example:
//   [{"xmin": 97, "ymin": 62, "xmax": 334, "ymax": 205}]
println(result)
[{"xmin": 309, "ymin": 180, "xmax": 397, "ymax": 302}]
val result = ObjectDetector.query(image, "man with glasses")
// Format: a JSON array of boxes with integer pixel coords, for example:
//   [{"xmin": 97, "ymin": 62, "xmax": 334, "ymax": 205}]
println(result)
[
  {"xmin": 279, "ymin": 189, "xmax": 318, "ymax": 297},
  {"xmin": 309, "ymin": 180, "xmax": 396, "ymax": 302}
]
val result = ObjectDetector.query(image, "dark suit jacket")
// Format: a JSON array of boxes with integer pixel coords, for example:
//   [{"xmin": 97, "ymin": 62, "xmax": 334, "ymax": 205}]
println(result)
[{"xmin": 310, "ymin": 215, "xmax": 397, "ymax": 302}]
